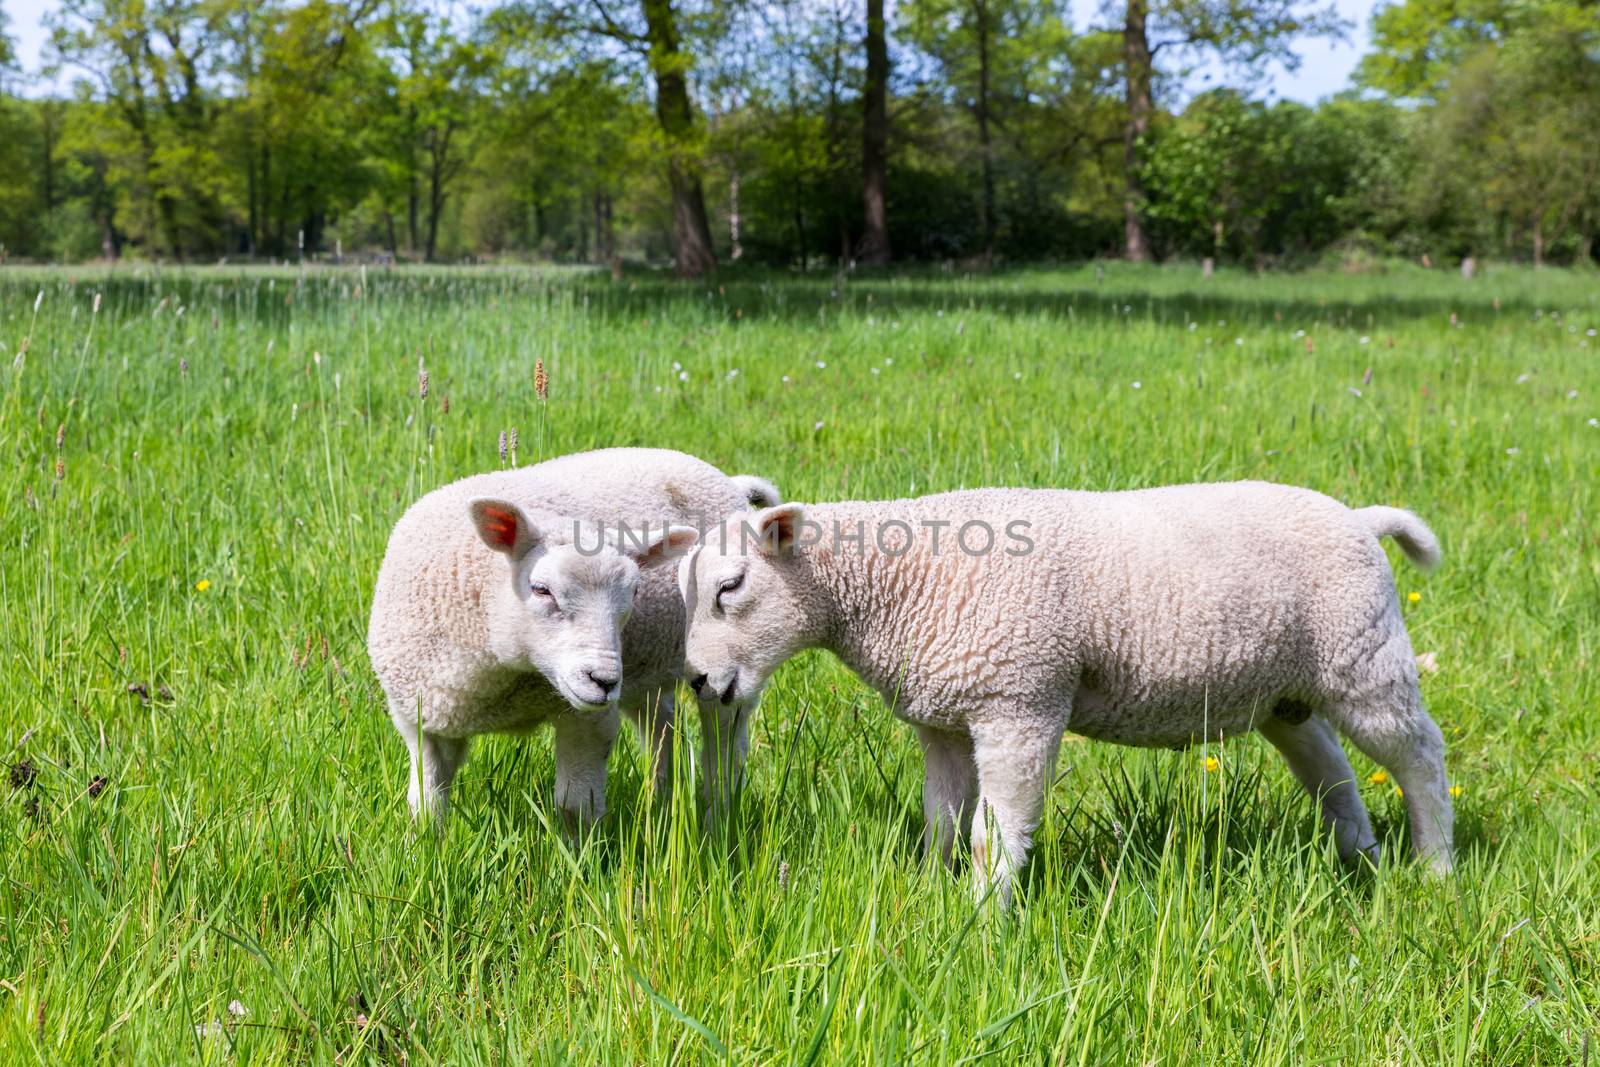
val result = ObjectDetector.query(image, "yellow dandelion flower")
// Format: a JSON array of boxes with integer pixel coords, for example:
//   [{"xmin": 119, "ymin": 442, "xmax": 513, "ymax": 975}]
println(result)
[
  {"xmin": 195, "ymin": 579, "xmax": 211, "ymax": 592},
  {"xmin": 1449, "ymin": 784, "xmax": 1463, "ymax": 798},
  {"xmin": 1368, "ymin": 769, "xmax": 1388, "ymax": 785},
  {"xmin": 1394, "ymin": 786, "xmax": 1404, "ymax": 798},
  {"xmin": 1203, "ymin": 756, "xmax": 1220, "ymax": 773},
  {"xmin": 1407, "ymin": 591, "xmax": 1421, "ymax": 604}
]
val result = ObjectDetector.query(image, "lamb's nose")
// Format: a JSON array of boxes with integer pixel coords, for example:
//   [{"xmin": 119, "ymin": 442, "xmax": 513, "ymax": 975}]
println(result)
[
  {"xmin": 689, "ymin": 673, "xmax": 708, "ymax": 695},
  {"xmin": 587, "ymin": 670, "xmax": 619, "ymax": 696}
]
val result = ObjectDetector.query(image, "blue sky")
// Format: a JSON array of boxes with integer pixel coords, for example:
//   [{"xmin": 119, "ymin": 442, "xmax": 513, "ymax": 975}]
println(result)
[{"xmin": 5, "ymin": 0, "xmax": 1380, "ymax": 104}]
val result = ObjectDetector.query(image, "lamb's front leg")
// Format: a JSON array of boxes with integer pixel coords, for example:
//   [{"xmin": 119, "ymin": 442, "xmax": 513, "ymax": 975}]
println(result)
[
  {"xmin": 553, "ymin": 708, "xmax": 620, "ymax": 834},
  {"xmin": 624, "ymin": 687, "xmax": 676, "ymax": 800},
  {"xmin": 698, "ymin": 698, "xmax": 750, "ymax": 828},
  {"xmin": 915, "ymin": 725, "xmax": 976, "ymax": 871},
  {"xmin": 969, "ymin": 718, "xmax": 1064, "ymax": 906}
]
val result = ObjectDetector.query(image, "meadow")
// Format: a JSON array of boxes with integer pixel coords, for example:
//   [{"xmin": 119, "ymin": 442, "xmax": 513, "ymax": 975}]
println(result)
[{"xmin": 1, "ymin": 261, "xmax": 1598, "ymax": 1064}]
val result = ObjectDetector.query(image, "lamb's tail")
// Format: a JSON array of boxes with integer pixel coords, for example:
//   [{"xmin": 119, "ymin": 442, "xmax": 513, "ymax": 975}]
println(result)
[
  {"xmin": 731, "ymin": 474, "xmax": 782, "ymax": 509},
  {"xmin": 1357, "ymin": 505, "xmax": 1441, "ymax": 572}
]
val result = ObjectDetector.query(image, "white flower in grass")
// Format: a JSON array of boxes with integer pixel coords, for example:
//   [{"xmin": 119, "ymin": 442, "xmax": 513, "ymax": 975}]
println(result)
[
  {"xmin": 678, "ymin": 371, "xmax": 688, "ymax": 382},
  {"xmin": 884, "ymin": 357, "xmax": 893, "ymax": 365},
  {"xmin": 1359, "ymin": 336, "xmax": 1371, "ymax": 345},
  {"xmin": 1131, "ymin": 380, "xmax": 1142, "ymax": 390},
  {"xmin": 726, "ymin": 368, "xmax": 740, "ymax": 381},
  {"xmin": 871, "ymin": 367, "xmax": 880, "ymax": 376},
  {"xmin": 813, "ymin": 420, "xmax": 825, "ymax": 431},
  {"xmin": 1505, "ymin": 447, "xmax": 1520, "ymax": 456},
  {"xmin": 1589, "ymin": 418, "xmax": 1598, "ymax": 428},
  {"xmin": 1567, "ymin": 390, "xmax": 1578, "ymax": 400},
  {"xmin": 781, "ymin": 374, "xmax": 791, "ymax": 383},
  {"xmin": 1235, "ymin": 337, "xmax": 1244, "ymax": 346},
  {"xmin": 1294, "ymin": 329, "xmax": 1306, "ymax": 338},
  {"xmin": 227, "ymin": 1000, "xmax": 247, "ymax": 1019},
  {"xmin": 1188, "ymin": 322, "xmax": 1198, "ymax": 332},
  {"xmin": 1516, "ymin": 373, "xmax": 1530, "ymax": 384},
  {"xmin": 815, "ymin": 360, "xmax": 827, "ymax": 370},
  {"xmin": 1587, "ymin": 328, "xmax": 1596, "ymax": 337},
  {"xmin": 1348, "ymin": 387, "xmax": 1362, "ymax": 397}
]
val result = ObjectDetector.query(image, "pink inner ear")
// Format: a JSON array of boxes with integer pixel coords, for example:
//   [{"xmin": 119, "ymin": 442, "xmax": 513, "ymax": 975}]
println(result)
[{"xmin": 481, "ymin": 507, "xmax": 519, "ymax": 549}]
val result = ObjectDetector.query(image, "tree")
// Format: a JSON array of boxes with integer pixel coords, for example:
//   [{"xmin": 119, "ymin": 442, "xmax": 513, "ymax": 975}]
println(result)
[
  {"xmin": 903, "ymin": 0, "xmax": 1076, "ymax": 262},
  {"xmin": 1362, "ymin": 0, "xmax": 1600, "ymax": 265},
  {"xmin": 1112, "ymin": 0, "xmax": 1345, "ymax": 261},
  {"xmin": 856, "ymin": 0, "xmax": 891, "ymax": 264},
  {"xmin": 641, "ymin": 0, "xmax": 717, "ymax": 275},
  {"xmin": 379, "ymin": 6, "xmax": 492, "ymax": 261}
]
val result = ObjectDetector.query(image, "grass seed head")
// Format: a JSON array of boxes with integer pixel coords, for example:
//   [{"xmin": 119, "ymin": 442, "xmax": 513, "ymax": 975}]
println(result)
[
  {"xmin": 418, "ymin": 368, "xmax": 430, "ymax": 399},
  {"xmin": 535, "ymin": 357, "xmax": 548, "ymax": 401}
]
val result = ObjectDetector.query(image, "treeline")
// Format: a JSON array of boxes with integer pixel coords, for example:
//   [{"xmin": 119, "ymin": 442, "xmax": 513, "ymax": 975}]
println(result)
[{"xmin": 0, "ymin": 0, "xmax": 1596, "ymax": 272}]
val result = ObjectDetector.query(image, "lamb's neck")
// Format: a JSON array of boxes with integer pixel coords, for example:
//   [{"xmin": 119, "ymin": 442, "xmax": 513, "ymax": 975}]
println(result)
[{"xmin": 802, "ymin": 506, "xmax": 940, "ymax": 701}]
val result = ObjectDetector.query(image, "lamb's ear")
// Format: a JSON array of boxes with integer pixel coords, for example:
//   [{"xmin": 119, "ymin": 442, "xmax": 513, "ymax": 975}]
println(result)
[
  {"xmin": 677, "ymin": 544, "xmax": 703, "ymax": 612},
  {"xmin": 468, "ymin": 498, "xmax": 542, "ymax": 560},
  {"xmin": 630, "ymin": 525, "xmax": 700, "ymax": 569},
  {"xmin": 754, "ymin": 503, "xmax": 805, "ymax": 557}
]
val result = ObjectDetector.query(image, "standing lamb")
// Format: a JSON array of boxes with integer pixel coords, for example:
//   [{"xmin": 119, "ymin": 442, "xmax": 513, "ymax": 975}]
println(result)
[
  {"xmin": 679, "ymin": 482, "xmax": 1452, "ymax": 904},
  {"xmin": 369, "ymin": 447, "xmax": 777, "ymax": 827}
]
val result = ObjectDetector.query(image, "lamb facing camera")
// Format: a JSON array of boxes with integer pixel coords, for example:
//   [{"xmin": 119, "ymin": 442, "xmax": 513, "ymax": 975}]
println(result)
[
  {"xmin": 368, "ymin": 448, "xmax": 777, "ymax": 827},
  {"xmin": 680, "ymin": 482, "xmax": 1452, "ymax": 905}
]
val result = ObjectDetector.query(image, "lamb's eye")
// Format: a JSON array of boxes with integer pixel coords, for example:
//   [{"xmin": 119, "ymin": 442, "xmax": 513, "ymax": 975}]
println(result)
[
  {"xmin": 529, "ymin": 581, "xmax": 553, "ymax": 598},
  {"xmin": 715, "ymin": 573, "xmax": 743, "ymax": 609}
]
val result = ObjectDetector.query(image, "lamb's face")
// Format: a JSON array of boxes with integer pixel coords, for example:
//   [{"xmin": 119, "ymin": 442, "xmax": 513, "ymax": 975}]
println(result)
[
  {"xmin": 680, "ymin": 505, "xmax": 811, "ymax": 707},
  {"xmin": 469, "ymin": 499, "xmax": 697, "ymax": 711}
]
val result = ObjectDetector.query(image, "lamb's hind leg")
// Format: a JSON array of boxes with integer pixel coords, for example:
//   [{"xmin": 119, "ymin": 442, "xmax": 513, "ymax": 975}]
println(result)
[
  {"xmin": 1325, "ymin": 649, "xmax": 1454, "ymax": 873},
  {"xmin": 915, "ymin": 725, "xmax": 976, "ymax": 871},
  {"xmin": 969, "ymin": 717, "xmax": 1065, "ymax": 907},
  {"xmin": 1257, "ymin": 712, "xmax": 1379, "ymax": 867},
  {"xmin": 392, "ymin": 702, "xmax": 471, "ymax": 827}
]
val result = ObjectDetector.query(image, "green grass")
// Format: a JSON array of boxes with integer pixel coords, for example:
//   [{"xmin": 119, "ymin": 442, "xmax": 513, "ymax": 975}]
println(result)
[{"xmin": 2, "ymin": 261, "xmax": 1598, "ymax": 1064}]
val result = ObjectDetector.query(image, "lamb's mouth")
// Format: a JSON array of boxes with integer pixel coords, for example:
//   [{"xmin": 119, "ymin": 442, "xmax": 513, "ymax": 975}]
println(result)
[{"xmin": 557, "ymin": 675, "xmax": 614, "ymax": 711}]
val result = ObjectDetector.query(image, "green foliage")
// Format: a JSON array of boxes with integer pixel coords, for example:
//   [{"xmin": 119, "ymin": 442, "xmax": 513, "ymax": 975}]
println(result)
[
  {"xmin": 1, "ymin": 264, "xmax": 1598, "ymax": 1060},
  {"xmin": 0, "ymin": 0, "xmax": 1596, "ymax": 265}
]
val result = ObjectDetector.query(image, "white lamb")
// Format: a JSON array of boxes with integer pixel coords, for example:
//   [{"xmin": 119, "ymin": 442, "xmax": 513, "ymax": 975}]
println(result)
[
  {"xmin": 368, "ymin": 447, "xmax": 777, "ymax": 826},
  {"xmin": 679, "ymin": 481, "xmax": 1452, "ymax": 903}
]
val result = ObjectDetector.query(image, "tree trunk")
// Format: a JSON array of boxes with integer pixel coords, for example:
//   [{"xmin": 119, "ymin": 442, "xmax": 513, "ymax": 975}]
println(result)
[
  {"xmin": 245, "ymin": 145, "xmax": 258, "ymax": 257},
  {"xmin": 408, "ymin": 173, "xmax": 420, "ymax": 258},
  {"xmin": 975, "ymin": 0, "xmax": 994, "ymax": 263},
  {"xmin": 729, "ymin": 166, "xmax": 743, "ymax": 261},
  {"xmin": 1532, "ymin": 210, "xmax": 1544, "ymax": 268},
  {"xmin": 1122, "ymin": 0, "xmax": 1153, "ymax": 263},
  {"xmin": 793, "ymin": 174, "xmax": 808, "ymax": 271},
  {"xmin": 857, "ymin": 0, "xmax": 892, "ymax": 266},
  {"xmin": 641, "ymin": 0, "xmax": 717, "ymax": 277}
]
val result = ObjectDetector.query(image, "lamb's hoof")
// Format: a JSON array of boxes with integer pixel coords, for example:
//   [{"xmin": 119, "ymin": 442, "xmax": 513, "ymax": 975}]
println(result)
[{"xmin": 1421, "ymin": 852, "xmax": 1455, "ymax": 878}]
